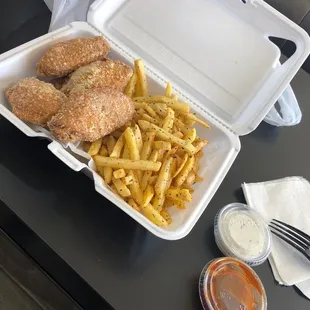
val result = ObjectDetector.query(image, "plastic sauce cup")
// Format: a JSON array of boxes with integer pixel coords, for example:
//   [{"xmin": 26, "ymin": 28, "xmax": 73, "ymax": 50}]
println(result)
[{"xmin": 199, "ymin": 257, "xmax": 267, "ymax": 310}]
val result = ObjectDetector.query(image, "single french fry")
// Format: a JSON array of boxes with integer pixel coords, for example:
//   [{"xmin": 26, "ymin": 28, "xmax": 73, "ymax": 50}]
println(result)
[
  {"xmin": 125, "ymin": 72, "xmax": 137, "ymax": 97},
  {"xmin": 134, "ymin": 96, "xmax": 190, "ymax": 113},
  {"xmin": 141, "ymin": 150, "xmax": 158, "ymax": 191},
  {"xmin": 122, "ymin": 145, "xmax": 130, "ymax": 159},
  {"xmin": 107, "ymin": 136, "xmax": 116, "ymax": 155},
  {"xmin": 140, "ymin": 131, "xmax": 156, "ymax": 160},
  {"xmin": 183, "ymin": 128, "xmax": 196, "ymax": 144},
  {"xmin": 160, "ymin": 209, "xmax": 172, "ymax": 224},
  {"xmin": 113, "ymin": 168, "xmax": 126, "ymax": 179},
  {"xmin": 142, "ymin": 184, "xmax": 155, "ymax": 207},
  {"xmin": 110, "ymin": 135, "xmax": 124, "ymax": 158},
  {"xmin": 153, "ymin": 141, "xmax": 171, "ymax": 151},
  {"xmin": 193, "ymin": 140, "xmax": 208, "ymax": 154},
  {"xmin": 94, "ymin": 156, "xmax": 161, "ymax": 171},
  {"xmin": 127, "ymin": 198, "xmax": 140, "ymax": 212},
  {"xmin": 112, "ymin": 178, "xmax": 131, "ymax": 197},
  {"xmin": 152, "ymin": 194, "xmax": 166, "ymax": 211},
  {"xmin": 134, "ymin": 59, "xmax": 148, "ymax": 97},
  {"xmin": 179, "ymin": 111, "xmax": 210, "ymax": 128},
  {"xmin": 141, "ymin": 203, "xmax": 168, "ymax": 227},
  {"xmin": 110, "ymin": 184, "xmax": 120, "ymax": 197},
  {"xmin": 172, "ymin": 94, "xmax": 178, "ymax": 101},
  {"xmin": 138, "ymin": 120, "xmax": 196, "ymax": 155},
  {"xmin": 155, "ymin": 157, "xmax": 173, "ymax": 197},
  {"xmin": 124, "ymin": 127, "xmax": 140, "ymax": 160},
  {"xmin": 165, "ymin": 82, "xmax": 172, "ymax": 98},
  {"xmin": 128, "ymin": 170, "xmax": 143, "ymax": 205},
  {"xmin": 99, "ymin": 145, "xmax": 108, "ymax": 156},
  {"xmin": 88, "ymin": 138, "xmax": 102, "ymax": 156},
  {"xmin": 184, "ymin": 171, "xmax": 196, "ymax": 187},
  {"xmin": 133, "ymin": 124, "xmax": 143, "ymax": 152},
  {"xmin": 157, "ymin": 149, "xmax": 166, "ymax": 162},
  {"xmin": 164, "ymin": 198, "xmax": 176, "ymax": 208},
  {"xmin": 166, "ymin": 188, "xmax": 192, "ymax": 202},
  {"xmin": 184, "ymin": 119, "xmax": 196, "ymax": 127},
  {"xmin": 143, "ymin": 104, "xmax": 158, "ymax": 118},
  {"xmin": 103, "ymin": 167, "xmax": 113, "ymax": 184},
  {"xmin": 150, "ymin": 103, "xmax": 167, "ymax": 117},
  {"xmin": 122, "ymin": 175, "xmax": 133, "ymax": 186},
  {"xmin": 174, "ymin": 118, "xmax": 190, "ymax": 135},
  {"xmin": 174, "ymin": 155, "xmax": 195, "ymax": 186},
  {"xmin": 173, "ymin": 154, "xmax": 188, "ymax": 178},
  {"xmin": 162, "ymin": 107, "xmax": 175, "ymax": 132}
]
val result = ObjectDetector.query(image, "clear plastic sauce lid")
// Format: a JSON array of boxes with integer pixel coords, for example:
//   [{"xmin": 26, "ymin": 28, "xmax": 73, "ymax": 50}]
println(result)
[
  {"xmin": 199, "ymin": 257, "xmax": 267, "ymax": 310},
  {"xmin": 214, "ymin": 203, "xmax": 271, "ymax": 265}
]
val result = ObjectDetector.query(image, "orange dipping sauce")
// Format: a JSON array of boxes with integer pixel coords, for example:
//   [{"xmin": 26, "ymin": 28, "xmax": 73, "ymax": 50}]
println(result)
[{"xmin": 199, "ymin": 257, "xmax": 267, "ymax": 310}]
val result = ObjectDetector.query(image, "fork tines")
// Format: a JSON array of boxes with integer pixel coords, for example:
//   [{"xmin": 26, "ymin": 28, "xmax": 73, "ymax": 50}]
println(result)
[{"xmin": 269, "ymin": 219, "xmax": 310, "ymax": 259}]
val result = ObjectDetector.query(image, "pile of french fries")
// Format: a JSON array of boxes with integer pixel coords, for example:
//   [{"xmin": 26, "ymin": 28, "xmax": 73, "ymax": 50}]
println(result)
[{"xmin": 86, "ymin": 59, "xmax": 209, "ymax": 227}]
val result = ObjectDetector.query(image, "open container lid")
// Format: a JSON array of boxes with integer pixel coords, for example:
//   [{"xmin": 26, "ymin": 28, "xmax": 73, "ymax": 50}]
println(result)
[{"xmin": 88, "ymin": 0, "xmax": 310, "ymax": 135}]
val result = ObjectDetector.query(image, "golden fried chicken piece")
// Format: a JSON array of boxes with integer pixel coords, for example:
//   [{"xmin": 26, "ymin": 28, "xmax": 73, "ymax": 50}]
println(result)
[
  {"xmin": 61, "ymin": 60, "xmax": 133, "ymax": 95},
  {"xmin": 36, "ymin": 36, "xmax": 110, "ymax": 77},
  {"xmin": 6, "ymin": 77, "xmax": 66, "ymax": 126},
  {"xmin": 48, "ymin": 88, "xmax": 135, "ymax": 143}
]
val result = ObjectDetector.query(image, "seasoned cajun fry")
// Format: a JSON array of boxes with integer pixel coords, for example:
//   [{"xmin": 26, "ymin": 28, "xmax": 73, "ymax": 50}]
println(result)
[
  {"xmin": 134, "ymin": 59, "xmax": 148, "ymax": 97},
  {"xmin": 110, "ymin": 134, "xmax": 124, "ymax": 158},
  {"xmin": 166, "ymin": 188, "xmax": 192, "ymax": 202},
  {"xmin": 125, "ymin": 72, "xmax": 137, "ymax": 97},
  {"xmin": 173, "ymin": 154, "xmax": 188, "ymax": 178},
  {"xmin": 174, "ymin": 131, "xmax": 183, "ymax": 139},
  {"xmin": 165, "ymin": 82, "xmax": 172, "ymax": 98},
  {"xmin": 142, "ymin": 184, "xmax": 155, "ymax": 207},
  {"xmin": 184, "ymin": 171, "xmax": 196, "ymax": 187},
  {"xmin": 174, "ymin": 118, "xmax": 190, "ymax": 135},
  {"xmin": 134, "ymin": 96, "xmax": 190, "ymax": 113},
  {"xmin": 193, "ymin": 139, "xmax": 208, "ymax": 154},
  {"xmin": 127, "ymin": 198, "xmax": 140, "ymax": 212},
  {"xmin": 155, "ymin": 157, "xmax": 173, "ymax": 197},
  {"xmin": 150, "ymin": 103, "xmax": 167, "ymax": 117},
  {"xmin": 162, "ymin": 107, "xmax": 175, "ymax": 132},
  {"xmin": 133, "ymin": 124, "xmax": 143, "ymax": 152},
  {"xmin": 112, "ymin": 178, "xmax": 131, "ymax": 197},
  {"xmin": 88, "ymin": 138, "xmax": 102, "ymax": 156},
  {"xmin": 140, "ymin": 131, "xmax": 156, "ymax": 160},
  {"xmin": 143, "ymin": 104, "xmax": 158, "ymax": 118},
  {"xmin": 164, "ymin": 198, "xmax": 175, "ymax": 208},
  {"xmin": 122, "ymin": 145, "xmax": 130, "ymax": 159},
  {"xmin": 160, "ymin": 209, "xmax": 172, "ymax": 224},
  {"xmin": 107, "ymin": 135, "xmax": 116, "ymax": 155},
  {"xmin": 128, "ymin": 170, "xmax": 143, "ymax": 205},
  {"xmin": 94, "ymin": 156, "xmax": 161, "ymax": 171},
  {"xmin": 103, "ymin": 167, "xmax": 113, "ymax": 184},
  {"xmin": 141, "ymin": 150, "xmax": 158, "ymax": 191},
  {"xmin": 122, "ymin": 174, "xmax": 133, "ymax": 185},
  {"xmin": 152, "ymin": 194, "xmax": 165, "ymax": 211},
  {"xmin": 141, "ymin": 203, "xmax": 168, "ymax": 227},
  {"xmin": 174, "ymin": 155, "xmax": 195, "ymax": 187},
  {"xmin": 183, "ymin": 128, "xmax": 196, "ymax": 144},
  {"xmin": 136, "ymin": 109, "xmax": 161, "ymax": 125},
  {"xmin": 179, "ymin": 111, "xmax": 210, "ymax": 128},
  {"xmin": 113, "ymin": 168, "xmax": 126, "ymax": 179},
  {"xmin": 138, "ymin": 120, "xmax": 196, "ymax": 154},
  {"xmin": 124, "ymin": 127, "xmax": 140, "ymax": 160},
  {"xmin": 153, "ymin": 141, "xmax": 171, "ymax": 151}
]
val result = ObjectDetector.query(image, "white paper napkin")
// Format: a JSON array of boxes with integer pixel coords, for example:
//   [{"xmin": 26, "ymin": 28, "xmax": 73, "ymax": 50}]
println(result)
[{"xmin": 242, "ymin": 177, "xmax": 310, "ymax": 299}]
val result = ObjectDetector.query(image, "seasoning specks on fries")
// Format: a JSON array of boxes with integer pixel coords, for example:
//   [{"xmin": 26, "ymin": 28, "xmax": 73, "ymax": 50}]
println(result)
[{"xmin": 87, "ymin": 59, "xmax": 209, "ymax": 227}]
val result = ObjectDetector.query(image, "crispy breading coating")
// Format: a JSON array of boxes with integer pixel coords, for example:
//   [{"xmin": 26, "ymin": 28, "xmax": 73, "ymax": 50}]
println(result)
[
  {"xmin": 36, "ymin": 36, "xmax": 110, "ymax": 77},
  {"xmin": 48, "ymin": 88, "xmax": 135, "ymax": 142},
  {"xmin": 6, "ymin": 77, "xmax": 66, "ymax": 126}
]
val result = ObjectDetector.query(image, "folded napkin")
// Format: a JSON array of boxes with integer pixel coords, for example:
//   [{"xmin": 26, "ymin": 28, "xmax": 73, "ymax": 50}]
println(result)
[{"xmin": 242, "ymin": 177, "xmax": 310, "ymax": 299}]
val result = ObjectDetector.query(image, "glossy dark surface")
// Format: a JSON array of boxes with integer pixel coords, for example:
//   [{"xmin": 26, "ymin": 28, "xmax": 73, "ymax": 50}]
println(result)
[{"xmin": 1, "ymin": 0, "xmax": 310, "ymax": 309}]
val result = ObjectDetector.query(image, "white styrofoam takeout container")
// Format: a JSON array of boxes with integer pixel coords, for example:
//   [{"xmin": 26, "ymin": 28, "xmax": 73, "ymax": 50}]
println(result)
[{"xmin": 0, "ymin": 0, "xmax": 309, "ymax": 240}]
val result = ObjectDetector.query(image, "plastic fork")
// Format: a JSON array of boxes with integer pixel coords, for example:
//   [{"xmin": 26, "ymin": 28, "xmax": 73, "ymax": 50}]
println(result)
[{"xmin": 269, "ymin": 219, "xmax": 310, "ymax": 260}]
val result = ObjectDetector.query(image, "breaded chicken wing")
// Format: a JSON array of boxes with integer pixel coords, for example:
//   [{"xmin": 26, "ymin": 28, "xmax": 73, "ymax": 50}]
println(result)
[
  {"xmin": 61, "ymin": 60, "xmax": 133, "ymax": 95},
  {"xmin": 48, "ymin": 88, "xmax": 135, "ymax": 143},
  {"xmin": 6, "ymin": 77, "xmax": 66, "ymax": 126},
  {"xmin": 36, "ymin": 36, "xmax": 110, "ymax": 77}
]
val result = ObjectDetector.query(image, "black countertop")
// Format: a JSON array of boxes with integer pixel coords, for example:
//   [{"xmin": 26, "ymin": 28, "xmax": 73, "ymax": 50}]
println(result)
[{"xmin": 1, "ymin": 1, "xmax": 310, "ymax": 309}]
